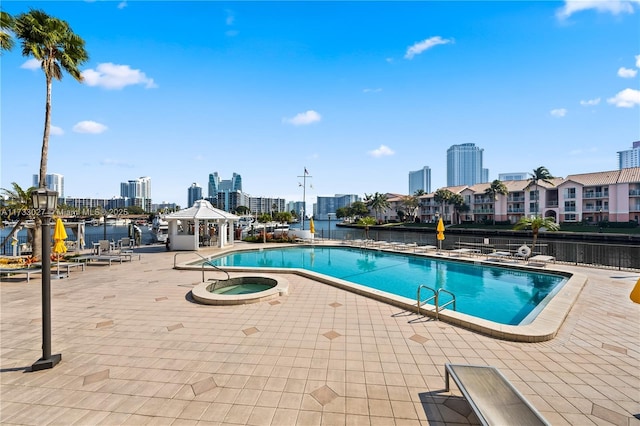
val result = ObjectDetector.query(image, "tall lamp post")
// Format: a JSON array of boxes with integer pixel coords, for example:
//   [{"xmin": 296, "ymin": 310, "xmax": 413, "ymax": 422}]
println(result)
[{"xmin": 31, "ymin": 188, "xmax": 61, "ymax": 371}]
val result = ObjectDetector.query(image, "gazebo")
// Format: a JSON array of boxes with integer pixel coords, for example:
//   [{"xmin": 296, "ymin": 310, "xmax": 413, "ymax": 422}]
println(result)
[{"xmin": 164, "ymin": 199, "xmax": 240, "ymax": 251}]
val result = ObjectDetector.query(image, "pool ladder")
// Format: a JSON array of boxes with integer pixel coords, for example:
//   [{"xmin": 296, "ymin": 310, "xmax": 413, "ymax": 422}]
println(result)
[
  {"xmin": 173, "ymin": 251, "xmax": 230, "ymax": 290},
  {"xmin": 416, "ymin": 285, "xmax": 456, "ymax": 320}
]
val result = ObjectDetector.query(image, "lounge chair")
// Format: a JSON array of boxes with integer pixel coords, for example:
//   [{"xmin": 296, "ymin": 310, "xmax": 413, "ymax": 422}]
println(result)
[{"xmin": 444, "ymin": 363, "xmax": 549, "ymax": 426}]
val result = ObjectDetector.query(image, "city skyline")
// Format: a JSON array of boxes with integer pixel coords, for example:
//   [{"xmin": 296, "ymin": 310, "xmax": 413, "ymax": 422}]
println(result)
[{"xmin": 2, "ymin": 1, "xmax": 639, "ymax": 206}]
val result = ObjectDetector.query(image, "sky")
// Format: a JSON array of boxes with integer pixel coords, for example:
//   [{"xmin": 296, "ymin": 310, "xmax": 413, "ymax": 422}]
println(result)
[{"xmin": 2, "ymin": 0, "xmax": 639, "ymax": 209}]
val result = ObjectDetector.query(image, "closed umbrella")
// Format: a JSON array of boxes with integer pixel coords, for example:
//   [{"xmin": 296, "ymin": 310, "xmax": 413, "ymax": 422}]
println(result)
[
  {"xmin": 53, "ymin": 218, "xmax": 68, "ymax": 278},
  {"xmin": 436, "ymin": 217, "xmax": 445, "ymax": 251},
  {"xmin": 309, "ymin": 217, "xmax": 315, "ymax": 234}
]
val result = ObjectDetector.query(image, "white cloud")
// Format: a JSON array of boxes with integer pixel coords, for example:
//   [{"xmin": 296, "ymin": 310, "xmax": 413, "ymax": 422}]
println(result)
[
  {"xmin": 368, "ymin": 145, "xmax": 395, "ymax": 157},
  {"xmin": 283, "ymin": 110, "xmax": 322, "ymax": 126},
  {"xmin": 20, "ymin": 58, "xmax": 41, "ymax": 70},
  {"xmin": 82, "ymin": 63, "xmax": 157, "ymax": 90},
  {"xmin": 550, "ymin": 108, "xmax": 567, "ymax": 117},
  {"xmin": 618, "ymin": 67, "xmax": 638, "ymax": 78},
  {"xmin": 225, "ymin": 9, "xmax": 235, "ymax": 25},
  {"xmin": 556, "ymin": 0, "xmax": 639, "ymax": 19},
  {"xmin": 117, "ymin": 1, "xmax": 127, "ymax": 9},
  {"xmin": 636, "ymin": 54, "xmax": 640, "ymax": 68},
  {"xmin": 607, "ymin": 88, "xmax": 640, "ymax": 107},
  {"xmin": 363, "ymin": 88, "xmax": 382, "ymax": 93},
  {"xmin": 73, "ymin": 120, "xmax": 108, "ymax": 134},
  {"xmin": 50, "ymin": 126, "xmax": 64, "ymax": 136},
  {"xmin": 580, "ymin": 98, "xmax": 601, "ymax": 106},
  {"xmin": 404, "ymin": 36, "xmax": 453, "ymax": 60}
]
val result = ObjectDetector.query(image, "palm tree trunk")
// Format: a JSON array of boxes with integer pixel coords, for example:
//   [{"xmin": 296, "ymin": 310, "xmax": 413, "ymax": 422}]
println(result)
[{"xmin": 33, "ymin": 76, "xmax": 53, "ymax": 260}]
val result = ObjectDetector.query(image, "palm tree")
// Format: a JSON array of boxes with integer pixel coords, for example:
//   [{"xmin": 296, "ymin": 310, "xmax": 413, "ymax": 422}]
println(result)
[
  {"xmin": 433, "ymin": 188, "xmax": 453, "ymax": 223},
  {"xmin": 0, "ymin": 183, "xmax": 37, "ymax": 250},
  {"xmin": 400, "ymin": 195, "xmax": 419, "ymax": 222},
  {"xmin": 513, "ymin": 216, "xmax": 559, "ymax": 254},
  {"xmin": 357, "ymin": 216, "xmax": 376, "ymax": 240},
  {"xmin": 1, "ymin": 11, "xmax": 14, "ymax": 52},
  {"xmin": 484, "ymin": 179, "xmax": 508, "ymax": 225},
  {"xmin": 14, "ymin": 9, "xmax": 89, "ymax": 258},
  {"xmin": 413, "ymin": 189, "xmax": 426, "ymax": 197},
  {"xmin": 364, "ymin": 192, "xmax": 390, "ymax": 223},
  {"xmin": 449, "ymin": 193, "xmax": 465, "ymax": 225},
  {"xmin": 527, "ymin": 166, "xmax": 554, "ymax": 217}
]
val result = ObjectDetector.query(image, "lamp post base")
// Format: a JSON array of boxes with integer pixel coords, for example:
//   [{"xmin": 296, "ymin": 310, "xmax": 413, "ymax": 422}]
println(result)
[{"xmin": 31, "ymin": 353, "xmax": 61, "ymax": 371}]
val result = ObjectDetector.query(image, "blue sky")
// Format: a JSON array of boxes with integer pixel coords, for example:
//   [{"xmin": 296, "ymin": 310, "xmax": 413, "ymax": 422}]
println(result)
[{"xmin": 2, "ymin": 1, "xmax": 639, "ymax": 209}]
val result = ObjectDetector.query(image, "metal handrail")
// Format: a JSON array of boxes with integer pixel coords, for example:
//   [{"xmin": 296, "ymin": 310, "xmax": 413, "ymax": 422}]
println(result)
[
  {"xmin": 417, "ymin": 285, "xmax": 457, "ymax": 320},
  {"xmin": 437, "ymin": 288, "xmax": 456, "ymax": 313},
  {"xmin": 417, "ymin": 285, "xmax": 437, "ymax": 317},
  {"xmin": 173, "ymin": 251, "xmax": 230, "ymax": 284}
]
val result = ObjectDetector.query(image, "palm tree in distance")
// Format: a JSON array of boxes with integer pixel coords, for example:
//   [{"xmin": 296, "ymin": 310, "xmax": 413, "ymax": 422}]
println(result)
[
  {"xmin": 14, "ymin": 9, "xmax": 89, "ymax": 259},
  {"xmin": 364, "ymin": 192, "xmax": 390, "ymax": 223},
  {"xmin": 514, "ymin": 216, "xmax": 560, "ymax": 255},
  {"xmin": 449, "ymin": 193, "xmax": 466, "ymax": 225},
  {"xmin": 527, "ymin": 166, "xmax": 554, "ymax": 217},
  {"xmin": 400, "ymin": 195, "xmax": 419, "ymax": 222},
  {"xmin": 1, "ymin": 11, "xmax": 14, "ymax": 52},
  {"xmin": 0, "ymin": 183, "xmax": 37, "ymax": 249},
  {"xmin": 484, "ymin": 179, "xmax": 509, "ymax": 225},
  {"xmin": 433, "ymin": 188, "xmax": 454, "ymax": 223}
]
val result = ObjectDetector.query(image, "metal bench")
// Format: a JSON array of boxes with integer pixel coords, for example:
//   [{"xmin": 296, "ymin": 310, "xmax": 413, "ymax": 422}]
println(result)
[
  {"xmin": 0, "ymin": 267, "xmax": 41, "ymax": 282},
  {"xmin": 444, "ymin": 363, "xmax": 549, "ymax": 426}
]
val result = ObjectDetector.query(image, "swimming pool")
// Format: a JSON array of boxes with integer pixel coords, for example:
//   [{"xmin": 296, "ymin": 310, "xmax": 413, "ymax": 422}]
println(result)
[{"xmin": 196, "ymin": 246, "xmax": 568, "ymax": 326}]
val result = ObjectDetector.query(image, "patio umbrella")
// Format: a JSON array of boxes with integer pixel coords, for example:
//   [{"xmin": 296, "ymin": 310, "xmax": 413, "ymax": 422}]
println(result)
[
  {"xmin": 309, "ymin": 217, "xmax": 315, "ymax": 234},
  {"xmin": 436, "ymin": 217, "xmax": 445, "ymax": 250},
  {"xmin": 53, "ymin": 218, "xmax": 68, "ymax": 277},
  {"xmin": 631, "ymin": 278, "xmax": 640, "ymax": 304}
]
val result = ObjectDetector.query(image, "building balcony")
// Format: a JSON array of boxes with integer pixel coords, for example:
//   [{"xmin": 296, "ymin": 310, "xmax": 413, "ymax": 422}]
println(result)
[
  {"xmin": 583, "ymin": 206, "xmax": 608, "ymax": 212},
  {"xmin": 629, "ymin": 189, "xmax": 640, "ymax": 196},
  {"xmin": 507, "ymin": 196, "xmax": 525, "ymax": 202},
  {"xmin": 546, "ymin": 201, "xmax": 559, "ymax": 207},
  {"xmin": 507, "ymin": 208, "xmax": 525, "ymax": 213},
  {"xmin": 583, "ymin": 192, "xmax": 608, "ymax": 199},
  {"xmin": 473, "ymin": 209, "xmax": 494, "ymax": 214}
]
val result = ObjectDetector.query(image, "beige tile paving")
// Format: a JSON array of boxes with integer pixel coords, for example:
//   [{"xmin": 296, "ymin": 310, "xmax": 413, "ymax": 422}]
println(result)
[{"xmin": 1, "ymin": 244, "xmax": 639, "ymax": 425}]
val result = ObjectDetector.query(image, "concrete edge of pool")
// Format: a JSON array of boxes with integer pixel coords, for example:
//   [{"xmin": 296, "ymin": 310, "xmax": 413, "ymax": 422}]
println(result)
[{"xmin": 177, "ymin": 245, "xmax": 588, "ymax": 342}]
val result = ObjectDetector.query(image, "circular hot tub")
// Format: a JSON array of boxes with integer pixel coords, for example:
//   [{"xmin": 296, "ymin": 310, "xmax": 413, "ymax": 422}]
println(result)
[{"xmin": 192, "ymin": 275, "xmax": 288, "ymax": 305}]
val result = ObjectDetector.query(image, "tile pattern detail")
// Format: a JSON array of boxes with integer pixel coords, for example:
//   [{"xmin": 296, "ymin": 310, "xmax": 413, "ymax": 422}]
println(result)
[
  {"xmin": 409, "ymin": 334, "xmax": 429, "ymax": 344},
  {"xmin": 310, "ymin": 385, "xmax": 339, "ymax": 406},
  {"xmin": 96, "ymin": 320, "xmax": 114, "ymax": 328},
  {"xmin": 192, "ymin": 377, "xmax": 217, "ymax": 396},
  {"xmin": 243, "ymin": 327, "xmax": 259, "ymax": 336},
  {"xmin": 329, "ymin": 302, "xmax": 342, "ymax": 308},
  {"xmin": 322, "ymin": 330, "xmax": 341, "ymax": 340},
  {"xmin": 167, "ymin": 323, "xmax": 184, "ymax": 332},
  {"xmin": 83, "ymin": 369, "xmax": 110, "ymax": 386},
  {"xmin": 602, "ymin": 343, "xmax": 627, "ymax": 354}
]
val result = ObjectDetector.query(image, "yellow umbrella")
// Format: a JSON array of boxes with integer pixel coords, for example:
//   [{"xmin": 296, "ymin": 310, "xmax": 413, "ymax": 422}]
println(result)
[
  {"xmin": 309, "ymin": 217, "xmax": 315, "ymax": 234},
  {"xmin": 436, "ymin": 217, "xmax": 445, "ymax": 250},
  {"xmin": 53, "ymin": 218, "xmax": 68, "ymax": 255},
  {"xmin": 631, "ymin": 277, "xmax": 640, "ymax": 304}
]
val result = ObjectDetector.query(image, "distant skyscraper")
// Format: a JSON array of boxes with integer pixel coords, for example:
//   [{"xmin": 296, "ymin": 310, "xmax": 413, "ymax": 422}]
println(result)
[
  {"xmin": 499, "ymin": 172, "xmax": 528, "ymax": 181},
  {"xmin": 33, "ymin": 173, "xmax": 64, "ymax": 198},
  {"xmin": 187, "ymin": 183, "xmax": 203, "ymax": 207},
  {"xmin": 446, "ymin": 143, "xmax": 487, "ymax": 186},
  {"xmin": 408, "ymin": 166, "xmax": 431, "ymax": 194},
  {"xmin": 120, "ymin": 176, "xmax": 151, "ymax": 210},
  {"xmin": 618, "ymin": 141, "xmax": 640, "ymax": 169}
]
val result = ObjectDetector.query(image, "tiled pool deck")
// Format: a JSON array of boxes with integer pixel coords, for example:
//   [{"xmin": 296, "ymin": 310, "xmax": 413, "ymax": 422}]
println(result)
[{"xmin": 1, "ymin": 243, "xmax": 639, "ymax": 425}]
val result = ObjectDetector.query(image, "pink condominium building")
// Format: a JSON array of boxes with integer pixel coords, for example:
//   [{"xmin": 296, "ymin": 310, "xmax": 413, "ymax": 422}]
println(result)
[{"xmin": 387, "ymin": 167, "xmax": 640, "ymax": 225}]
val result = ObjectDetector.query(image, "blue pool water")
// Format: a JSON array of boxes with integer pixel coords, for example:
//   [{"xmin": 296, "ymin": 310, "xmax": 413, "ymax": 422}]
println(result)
[{"xmin": 203, "ymin": 246, "xmax": 567, "ymax": 325}]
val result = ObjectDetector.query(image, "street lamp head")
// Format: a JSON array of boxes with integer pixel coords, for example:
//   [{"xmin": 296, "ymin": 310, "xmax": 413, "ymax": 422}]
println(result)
[{"xmin": 32, "ymin": 188, "xmax": 58, "ymax": 216}]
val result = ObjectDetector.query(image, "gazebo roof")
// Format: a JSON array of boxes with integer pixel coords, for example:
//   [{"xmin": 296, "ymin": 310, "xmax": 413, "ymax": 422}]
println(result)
[{"xmin": 164, "ymin": 199, "xmax": 239, "ymax": 221}]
